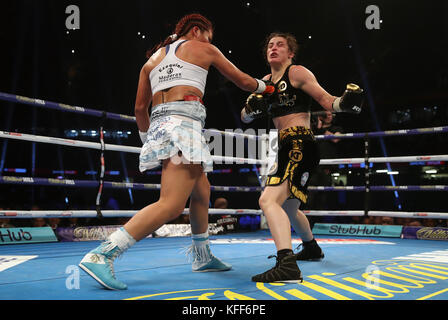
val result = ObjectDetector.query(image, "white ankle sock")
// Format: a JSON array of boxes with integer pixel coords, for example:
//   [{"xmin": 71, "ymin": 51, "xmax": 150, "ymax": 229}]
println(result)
[
  {"xmin": 190, "ymin": 231, "xmax": 212, "ymax": 261},
  {"xmin": 108, "ymin": 227, "xmax": 136, "ymax": 251},
  {"xmin": 192, "ymin": 231, "xmax": 209, "ymax": 242}
]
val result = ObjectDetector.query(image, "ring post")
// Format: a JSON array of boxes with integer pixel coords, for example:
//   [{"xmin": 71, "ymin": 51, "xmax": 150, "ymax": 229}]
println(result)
[
  {"xmin": 364, "ymin": 134, "xmax": 371, "ymax": 218},
  {"xmin": 95, "ymin": 111, "xmax": 107, "ymax": 219}
]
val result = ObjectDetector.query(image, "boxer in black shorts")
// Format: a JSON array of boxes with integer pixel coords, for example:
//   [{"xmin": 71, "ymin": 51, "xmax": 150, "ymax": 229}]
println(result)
[
  {"xmin": 241, "ymin": 32, "xmax": 364, "ymax": 283},
  {"xmin": 266, "ymin": 125, "xmax": 319, "ymax": 204}
]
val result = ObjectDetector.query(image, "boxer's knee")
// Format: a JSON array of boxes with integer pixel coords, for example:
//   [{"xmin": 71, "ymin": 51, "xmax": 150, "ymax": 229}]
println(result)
[
  {"xmin": 259, "ymin": 192, "xmax": 279, "ymax": 212},
  {"xmin": 158, "ymin": 198, "xmax": 186, "ymax": 221}
]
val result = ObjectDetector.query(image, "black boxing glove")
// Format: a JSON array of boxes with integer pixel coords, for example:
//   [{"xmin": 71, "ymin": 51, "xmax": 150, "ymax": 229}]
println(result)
[
  {"xmin": 241, "ymin": 93, "xmax": 269, "ymax": 123},
  {"xmin": 332, "ymin": 83, "xmax": 364, "ymax": 114}
]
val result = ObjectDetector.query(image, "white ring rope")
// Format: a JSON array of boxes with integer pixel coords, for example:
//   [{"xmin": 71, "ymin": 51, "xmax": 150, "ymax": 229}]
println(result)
[
  {"xmin": 0, "ymin": 130, "xmax": 141, "ymax": 154},
  {"xmin": 0, "ymin": 130, "xmax": 267, "ymax": 165},
  {"xmin": 368, "ymin": 155, "xmax": 448, "ymax": 163},
  {"xmin": 368, "ymin": 211, "xmax": 448, "ymax": 219},
  {"xmin": 303, "ymin": 210, "xmax": 365, "ymax": 217},
  {"xmin": 2, "ymin": 209, "xmax": 447, "ymax": 219},
  {"xmin": 205, "ymin": 129, "xmax": 265, "ymax": 141},
  {"xmin": 0, "ymin": 209, "xmax": 262, "ymax": 219},
  {"xmin": 2, "ymin": 130, "xmax": 448, "ymax": 165},
  {"xmin": 0, "ymin": 131, "xmax": 268, "ymax": 165}
]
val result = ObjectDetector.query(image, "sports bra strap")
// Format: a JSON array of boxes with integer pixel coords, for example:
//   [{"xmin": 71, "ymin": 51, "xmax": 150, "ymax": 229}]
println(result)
[{"xmin": 166, "ymin": 40, "xmax": 188, "ymax": 55}]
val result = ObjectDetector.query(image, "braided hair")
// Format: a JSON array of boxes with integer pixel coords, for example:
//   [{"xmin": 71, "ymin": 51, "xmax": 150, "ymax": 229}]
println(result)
[{"xmin": 147, "ymin": 13, "xmax": 213, "ymax": 58}]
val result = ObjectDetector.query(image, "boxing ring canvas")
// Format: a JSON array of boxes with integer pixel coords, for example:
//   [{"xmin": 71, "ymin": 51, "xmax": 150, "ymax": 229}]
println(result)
[{"xmin": 1, "ymin": 230, "xmax": 447, "ymax": 301}]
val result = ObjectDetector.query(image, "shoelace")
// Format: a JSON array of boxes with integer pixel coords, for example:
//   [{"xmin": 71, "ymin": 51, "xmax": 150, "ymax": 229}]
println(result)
[
  {"xmin": 267, "ymin": 255, "xmax": 280, "ymax": 269},
  {"xmin": 183, "ymin": 244, "xmax": 213, "ymax": 263},
  {"xmin": 182, "ymin": 245, "xmax": 195, "ymax": 263},
  {"xmin": 100, "ymin": 241, "xmax": 124, "ymax": 277}
]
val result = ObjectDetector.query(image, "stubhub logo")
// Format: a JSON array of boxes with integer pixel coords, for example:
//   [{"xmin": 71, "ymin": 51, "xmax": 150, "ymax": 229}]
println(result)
[
  {"xmin": 312, "ymin": 223, "xmax": 403, "ymax": 238},
  {"xmin": 329, "ymin": 225, "xmax": 382, "ymax": 235}
]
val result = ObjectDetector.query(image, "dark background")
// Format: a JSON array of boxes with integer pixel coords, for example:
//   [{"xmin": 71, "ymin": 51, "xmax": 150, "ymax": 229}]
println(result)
[{"xmin": 0, "ymin": 0, "xmax": 447, "ymax": 215}]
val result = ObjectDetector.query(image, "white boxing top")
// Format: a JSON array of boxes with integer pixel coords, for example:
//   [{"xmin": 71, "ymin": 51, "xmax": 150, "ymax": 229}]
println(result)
[{"xmin": 149, "ymin": 39, "xmax": 208, "ymax": 95}]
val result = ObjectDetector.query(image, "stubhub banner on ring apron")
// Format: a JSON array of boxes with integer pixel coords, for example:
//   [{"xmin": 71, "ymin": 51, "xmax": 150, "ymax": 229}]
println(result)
[
  {"xmin": 312, "ymin": 223, "xmax": 403, "ymax": 238},
  {"xmin": 0, "ymin": 227, "xmax": 58, "ymax": 245}
]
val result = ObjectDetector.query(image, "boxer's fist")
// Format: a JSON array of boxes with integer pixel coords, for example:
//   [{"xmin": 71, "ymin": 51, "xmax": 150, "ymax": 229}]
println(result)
[
  {"xmin": 332, "ymin": 83, "xmax": 364, "ymax": 114},
  {"xmin": 246, "ymin": 93, "xmax": 269, "ymax": 115},
  {"xmin": 241, "ymin": 93, "xmax": 270, "ymax": 123}
]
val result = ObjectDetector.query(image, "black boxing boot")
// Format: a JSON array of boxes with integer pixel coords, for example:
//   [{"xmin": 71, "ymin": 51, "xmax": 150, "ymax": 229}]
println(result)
[
  {"xmin": 251, "ymin": 249, "xmax": 303, "ymax": 283},
  {"xmin": 295, "ymin": 238, "xmax": 324, "ymax": 261}
]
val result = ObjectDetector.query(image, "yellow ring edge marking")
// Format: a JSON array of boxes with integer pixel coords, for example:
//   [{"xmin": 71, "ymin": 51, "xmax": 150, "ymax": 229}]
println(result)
[
  {"xmin": 417, "ymin": 288, "xmax": 448, "ymax": 300},
  {"xmin": 124, "ymin": 288, "xmax": 232, "ymax": 300}
]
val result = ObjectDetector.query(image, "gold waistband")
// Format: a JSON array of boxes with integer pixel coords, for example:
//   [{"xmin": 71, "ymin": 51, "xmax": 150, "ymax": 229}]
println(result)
[{"xmin": 279, "ymin": 126, "xmax": 314, "ymax": 140}]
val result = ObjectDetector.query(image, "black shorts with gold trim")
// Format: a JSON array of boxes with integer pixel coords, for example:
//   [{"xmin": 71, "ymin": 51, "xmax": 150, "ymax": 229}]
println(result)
[{"xmin": 266, "ymin": 126, "xmax": 320, "ymax": 203}]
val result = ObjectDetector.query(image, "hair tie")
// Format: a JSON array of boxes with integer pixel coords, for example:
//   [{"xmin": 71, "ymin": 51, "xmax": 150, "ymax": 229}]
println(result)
[{"xmin": 170, "ymin": 34, "xmax": 178, "ymax": 41}]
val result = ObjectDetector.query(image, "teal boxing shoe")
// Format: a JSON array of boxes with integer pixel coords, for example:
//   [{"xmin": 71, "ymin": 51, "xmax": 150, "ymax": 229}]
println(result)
[
  {"xmin": 192, "ymin": 254, "xmax": 232, "ymax": 272},
  {"xmin": 79, "ymin": 240, "xmax": 128, "ymax": 290},
  {"xmin": 186, "ymin": 240, "xmax": 232, "ymax": 272}
]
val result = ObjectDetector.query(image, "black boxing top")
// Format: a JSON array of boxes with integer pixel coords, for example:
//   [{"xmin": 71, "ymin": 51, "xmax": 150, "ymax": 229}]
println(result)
[{"xmin": 267, "ymin": 64, "xmax": 312, "ymax": 119}]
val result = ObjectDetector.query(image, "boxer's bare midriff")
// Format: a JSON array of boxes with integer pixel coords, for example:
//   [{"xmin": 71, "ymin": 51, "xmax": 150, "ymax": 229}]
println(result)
[
  {"xmin": 273, "ymin": 112, "xmax": 311, "ymax": 131},
  {"xmin": 152, "ymin": 86, "xmax": 203, "ymax": 107}
]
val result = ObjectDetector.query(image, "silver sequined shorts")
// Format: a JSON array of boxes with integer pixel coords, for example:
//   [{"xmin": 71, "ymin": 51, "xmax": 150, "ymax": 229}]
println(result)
[{"xmin": 139, "ymin": 101, "xmax": 213, "ymax": 173}]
